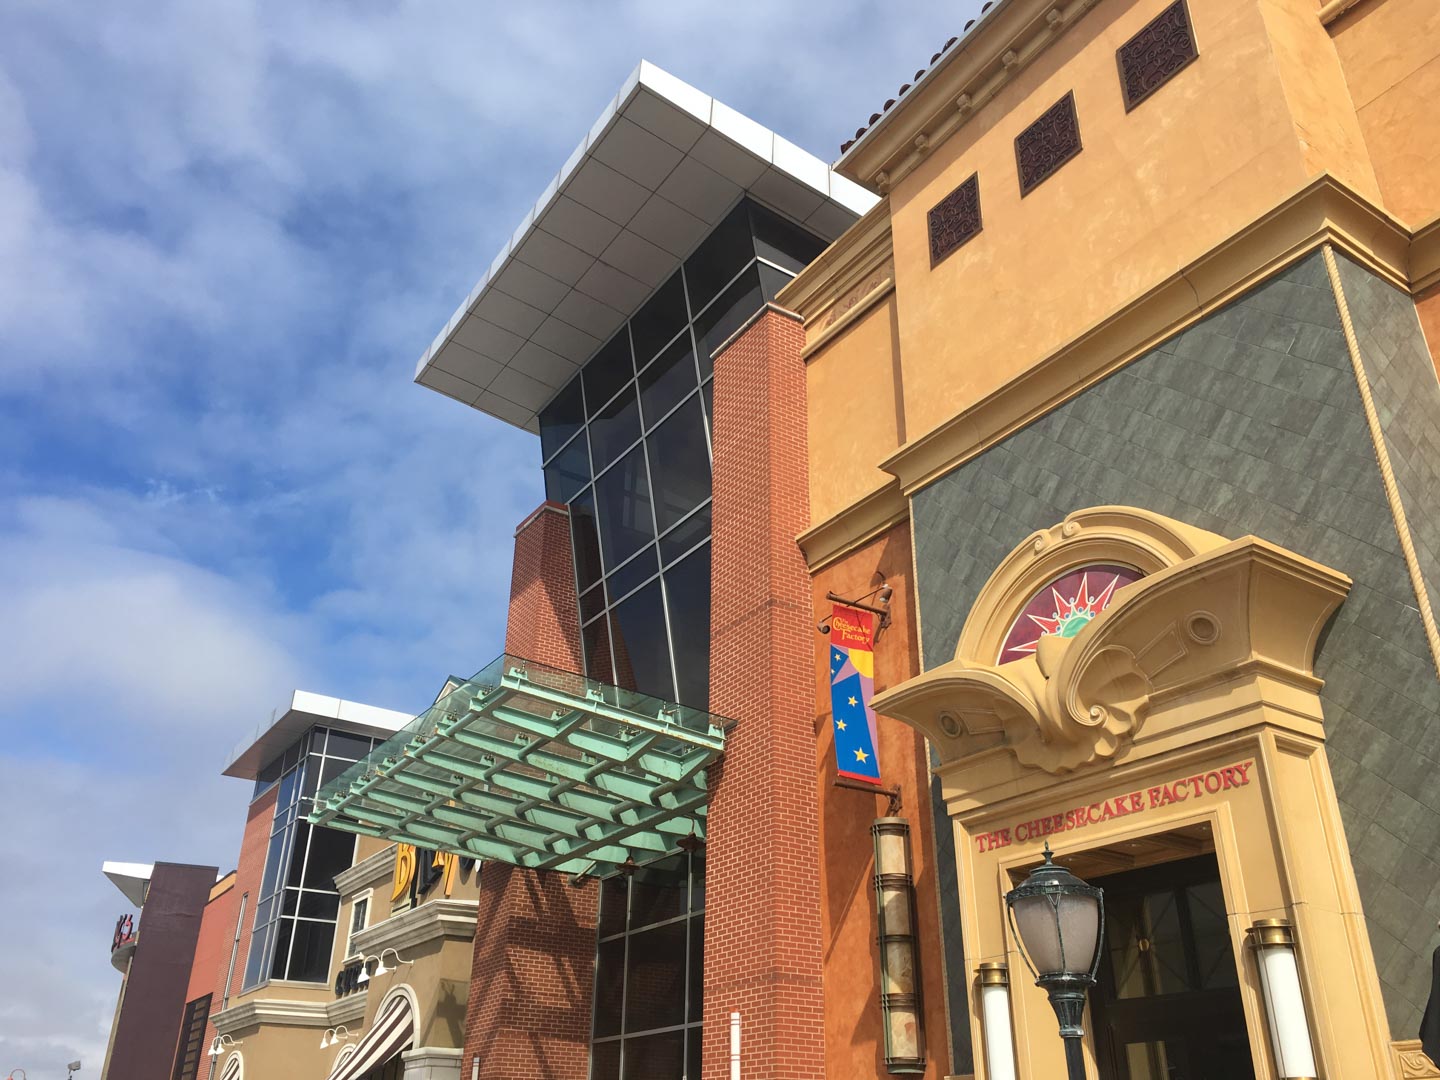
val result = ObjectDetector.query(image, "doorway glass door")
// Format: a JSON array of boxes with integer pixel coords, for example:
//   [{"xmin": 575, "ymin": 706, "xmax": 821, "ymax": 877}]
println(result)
[{"xmin": 1089, "ymin": 854, "xmax": 1256, "ymax": 1080}]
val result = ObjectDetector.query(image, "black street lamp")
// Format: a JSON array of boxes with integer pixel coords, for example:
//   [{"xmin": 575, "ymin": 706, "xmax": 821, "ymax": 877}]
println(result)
[{"xmin": 1004, "ymin": 843, "xmax": 1105, "ymax": 1080}]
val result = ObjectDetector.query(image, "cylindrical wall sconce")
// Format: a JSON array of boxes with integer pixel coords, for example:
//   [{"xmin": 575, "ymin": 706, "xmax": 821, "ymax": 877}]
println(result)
[
  {"xmin": 873, "ymin": 817, "xmax": 926, "ymax": 1073},
  {"xmin": 976, "ymin": 962, "xmax": 1017, "ymax": 1080},
  {"xmin": 1247, "ymin": 919, "xmax": 1317, "ymax": 1080}
]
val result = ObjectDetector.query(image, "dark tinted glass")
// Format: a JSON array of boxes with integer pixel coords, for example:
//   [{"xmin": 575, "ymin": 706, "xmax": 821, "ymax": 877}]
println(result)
[
  {"xmin": 758, "ymin": 260, "xmax": 794, "ymax": 302},
  {"xmin": 647, "ymin": 399, "xmax": 710, "ymax": 532},
  {"xmin": 285, "ymin": 822, "xmax": 311, "ymax": 887},
  {"xmin": 589, "ymin": 384, "xmax": 641, "ymax": 472},
  {"xmin": 539, "ymin": 377, "xmax": 585, "ymax": 459},
  {"xmin": 629, "ymin": 273, "xmax": 688, "ymax": 366},
  {"xmin": 318, "ymin": 756, "xmax": 350, "ymax": 792},
  {"xmin": 750, "ymin": 200, "xmax": 826, "ymax": 272},
  {"xmin": 243, "ymin": 924, "xmax": 270, "ymax": 987},
  {"xmin": 584, "ymin": 332, "xmax": 635, "ymax": 416},
  {"xmin": 693, "ymin": 266, "xmax": 762, "ymax": 378},
  {"xmin": 637, "ymin": 335, "xmax": 698, "ymax": 430},
  {"xmin": 579, "ymin": 582, "xmax": 607, "ymax": 625},
  {"xmin": 298, "ymin": 890, "xmax": 341, "ymax": 920},
  {"xmin": 609, "ymin": 581, "xmax": 674, "ymax": 700},
  {"xmin": 594, "ymin": 445, "xmax": 654, "ymax": 568},
  {"xmin": 268, "ymin": 919, "xmax": 293, "ymax": 979},
  {"xmin": 599, "ymin": 876, "xmax": 629, "ymax": 938},
  {"xmin": 594, "ymin": 938, "xmax": 626, "ymax": 1037},
  {"xmin": 570, "ymin": 491, "xmax": 603, "ymax": 593},
  {"xmin": 623, "ymin": 1030, "xmax": 685, "ymax": 1079},
  {"xmin": 325, "ymin": 731, "xmax": 374, "ymax": 761},
  {"xmin": 629, "ymin": 854, "xmax": 688, "ymax": 929},
  {"xmin": 701, "ymin": 378, "xmax": 713, "ymax": 427},
  {"xmin": 544, "ymin": 434, "xmax": 591, "ymax": 503},
  {"xmin": 664, "ymin": 544, "xmax": 711, "ymax": 710},
  {"xmin": 688, "ymin": 915, "xmax": 704, "ymax": 1022},
  {"xmin": 683, "ymin": 201, "xmax": 754, "ymax": 311},
  {"xmin": 304, "ymin": 827, "xmax": 354, "ymax": 889},
  {"xmin": 608, "ymin": 544, "xmax": 657, "ymax": 602},
  {"xmin": 583, "ymin": 614, "xmax": 615, "ymax": 683},
  {"xmin": 590, "ymin": 1042, "xmax": 621, "ymax": 1080},
  {"xmin": 282, "ymin": 887, "xmax": 300, "ymax": 916},
  {"xmin": 690, "ymin": 853, "xmax": 705, "ymax": 912},
  {"xmin": 659, "ymin": 503, "xmax": 709, "ymax": 567},
  {"xmin": 685, "ymin": 1032, "xmax": 701, "ymax": 1080},
  {"xmin": 288, "ymin": 919, "xmax": 336, "ymax": 982},
  {"xmin": 624, "ymin": 922, "xmax": 688, "ymax": 1032}
]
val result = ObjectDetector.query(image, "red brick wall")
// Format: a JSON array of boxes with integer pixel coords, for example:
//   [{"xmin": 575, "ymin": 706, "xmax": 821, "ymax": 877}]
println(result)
[
  {"xmin": 704, "ymin": 307, "xmax": 826, "ymax": 1080},
  {"xmin": 505, "ymin": 501, "xmax": 583, "ymax": 671},
  {"xmin": 177, "ymin": 876, "xmax": 240, "ymax": 1076},
  {"xmin": 460, "ymin": 500, "xmax": 597, "ymax": 1078},
  {"xmin": 223, "ymin": 785, "xmax": 277, "ymax": 1007}
]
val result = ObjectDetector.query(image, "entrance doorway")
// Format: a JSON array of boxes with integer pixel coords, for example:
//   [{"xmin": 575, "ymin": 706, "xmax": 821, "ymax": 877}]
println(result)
[{"xmin": 1088, "ymin": 854, "xmax": 1255, "ymax": 1080}]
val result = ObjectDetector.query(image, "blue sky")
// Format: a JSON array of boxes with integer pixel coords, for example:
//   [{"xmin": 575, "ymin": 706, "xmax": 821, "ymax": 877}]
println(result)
[{"xmin": 0, "ymin": 0, "xmax": 981, "ymax": 1070}]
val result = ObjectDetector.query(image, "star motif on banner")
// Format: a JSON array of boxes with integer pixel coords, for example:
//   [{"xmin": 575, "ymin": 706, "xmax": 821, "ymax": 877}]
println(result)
[
  {"xmin": 836, "ymin": 719, "xmax": 847, "ymax": 731},
  {"xmin": 854, "ymin": 748, "xmax": 869, "ymax": 763},
  {"xmin": 847, "ymin": 695, "xmax": 858, "ymax": 706}
]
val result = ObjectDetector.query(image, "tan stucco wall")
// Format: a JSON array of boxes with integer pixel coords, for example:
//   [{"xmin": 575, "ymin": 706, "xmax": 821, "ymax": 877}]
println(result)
[{"xmin": 1330, "ymin": 0, "xmax": 1440, "ymax": 224}]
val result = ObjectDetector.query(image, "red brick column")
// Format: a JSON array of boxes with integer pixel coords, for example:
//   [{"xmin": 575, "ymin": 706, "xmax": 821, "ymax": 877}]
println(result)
[
  {"xmin": 703, "ymin": 307, "xmax": 824, "ymax": 1080},
  {"xmin": 461, "ymin": 500, "xmax": 597, "ymax": 1079}
]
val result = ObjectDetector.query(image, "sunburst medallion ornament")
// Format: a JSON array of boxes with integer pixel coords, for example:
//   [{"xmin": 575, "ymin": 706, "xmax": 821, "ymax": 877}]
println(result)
[{"xmin": 998, "ymin": 563, "xmax": 1142, "ymax": 664}]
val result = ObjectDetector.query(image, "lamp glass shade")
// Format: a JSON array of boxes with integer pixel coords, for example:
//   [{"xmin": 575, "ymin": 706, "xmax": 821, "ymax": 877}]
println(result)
[{"xmin": 1006, "ymin": 853, "xmax": 1103, "ymax": 979}]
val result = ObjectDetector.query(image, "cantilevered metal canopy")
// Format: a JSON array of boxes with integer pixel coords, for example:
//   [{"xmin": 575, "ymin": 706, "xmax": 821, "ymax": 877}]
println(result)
[{"xmin": 309, "ymin": 655, "xmax": 729, "ymax": 878}]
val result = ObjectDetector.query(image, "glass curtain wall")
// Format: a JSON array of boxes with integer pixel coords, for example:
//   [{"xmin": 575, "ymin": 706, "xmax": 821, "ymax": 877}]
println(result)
[
  {"xmin": 590, "ymin": 849, "xmax": 706, "ymax": 1080},
  {"xmin": 242, "ymin": 727, "xmax": 381, "ymax": 989},
  {"xmin": 538, "ymin": 198, "xmax": 824, "ymax": 710}
]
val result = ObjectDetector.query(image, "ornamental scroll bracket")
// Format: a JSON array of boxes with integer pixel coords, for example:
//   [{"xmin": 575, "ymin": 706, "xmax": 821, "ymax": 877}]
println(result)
[{"xmin": 871, "ymin": 507, "xmax": 1350, "ymax": 774}]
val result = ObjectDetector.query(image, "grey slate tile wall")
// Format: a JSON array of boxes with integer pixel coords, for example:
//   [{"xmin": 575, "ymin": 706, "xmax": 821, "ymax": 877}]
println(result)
[{"xmin": 912, "ymin": 250, "xmax": 1440, "ymax": 1036}]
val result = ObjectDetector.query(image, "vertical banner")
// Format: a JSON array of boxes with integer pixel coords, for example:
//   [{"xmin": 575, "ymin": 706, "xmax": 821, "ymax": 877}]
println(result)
[{"xmin": 829, "ymin": 604, "xmax": 882, "ymax": 784}]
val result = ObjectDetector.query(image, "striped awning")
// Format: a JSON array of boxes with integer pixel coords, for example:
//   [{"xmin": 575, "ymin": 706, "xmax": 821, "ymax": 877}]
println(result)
[
  {"xmin": 219, "ymin": 1053, "xmax": 243, "ymax": 1080},
  {"xmin": 326, "ymin": 993, "xmax": 414, "ymax": 1080}
]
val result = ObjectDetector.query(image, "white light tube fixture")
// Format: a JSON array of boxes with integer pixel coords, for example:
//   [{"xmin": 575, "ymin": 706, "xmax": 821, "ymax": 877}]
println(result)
[
  {"xmin": 1247, "ymin": 919, "xmax": 1317, "ymax": 1080},
  {"xmin": 976, "ymin": 962, "xmax": 1017, "ymax": 1080}
]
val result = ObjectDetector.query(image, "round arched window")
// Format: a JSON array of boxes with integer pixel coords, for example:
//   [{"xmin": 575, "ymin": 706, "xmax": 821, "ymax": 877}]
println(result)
[{"xmin": 997, "ymin": 563, "xmax": 1143, "ymax": 664}]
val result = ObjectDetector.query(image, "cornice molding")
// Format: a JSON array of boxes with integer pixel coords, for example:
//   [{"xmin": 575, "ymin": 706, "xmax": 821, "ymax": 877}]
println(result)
[
  {"xmin": 1410, "ymin": 214, "xmax": 1440, "ymax": 293},
  {"xmin": 335, "ymin": 843, "xmax": 396, "ymax": 897},
  {"xmin": 797, "ymin": 481, "xmax": 909, "ymax": 572},
  {"xmin": 837, "ymin": 0, "xmax": 1102, "ymax": 193},
  {"xmin": 328, "ymin": 991, "xmax": 368, "ymax": 1026},
  {"xmin": 212, "ymin": 997, "xmax": 330, "ymax": 1035},
  {"xmin": 880, "ymin": 174, "xmax": 1414, "ymax": 497},
  {"xmin": 778, "ymin": 198, "xmax": 894, "ymax": 331},
  {"xmin": 351, "ymin": 897, "xmax": 478, "ymax": 957}
]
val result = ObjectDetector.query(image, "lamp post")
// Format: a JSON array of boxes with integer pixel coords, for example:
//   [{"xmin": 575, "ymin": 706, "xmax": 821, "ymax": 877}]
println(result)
[{"xmin": 1004, "ymin": 844, "xmax": 1105, "ymax": 1080}]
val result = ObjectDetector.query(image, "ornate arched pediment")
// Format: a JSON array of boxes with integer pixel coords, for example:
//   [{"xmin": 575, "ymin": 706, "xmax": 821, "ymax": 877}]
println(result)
[{"xmin": 872, "ymin": 507, "xmax": 1350, "ymax": 773}]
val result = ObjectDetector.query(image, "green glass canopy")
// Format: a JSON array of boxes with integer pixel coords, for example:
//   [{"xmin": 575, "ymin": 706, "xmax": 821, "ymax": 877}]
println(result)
[{"xmin": 308, "ymin": 655, "xmax": 730, "ymax": 878}]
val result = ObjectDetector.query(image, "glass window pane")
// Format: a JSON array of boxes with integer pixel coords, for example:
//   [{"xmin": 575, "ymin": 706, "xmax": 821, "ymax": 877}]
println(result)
[
  {"xmin": 594, "ymin": 938, "xmax": 626, "ymax": 1037},
  {"xmin": 749, "ymin": 200, "xmax": 825, "ymax": 273},
  {"xmin": 688, "ymin": 915, "xmax": 704, "ymax": 1022},
  {"xmin": 685, "ymin": 1029, "xmax": 701, "ymax": 1080},
  {"xmin": 259, "ymin": 829, "xmax": 288, "ymax": 898},
  {"xmin": 630, "ymin": 855, "xmax": 688, "ymax": 929},
  {"xmin": 269, "ymin": 918, "xmax": 294, "ymax": 980},
  {"xmin": 583, "ymin": 614, "xmax": 615, "ymax": 684},
  {"xmin": 758, "ymin": 260, "xmax": 794, "ymax": 302},
  {"xmin": 690, "ymin": 854, "xmax": 705, "ymax": 913},
  {"xmin": 282, "ymin": 887, "xmax": 301, "ymax": 916},
  {"xmin": 288, "ymin": 919, "xmax": 336, "ymax": 983},
  {"xmin": 664, "ymin": 543, "xmax": 711, "ymax": 710},
  {"xmin": 285, "ymin": 822, "xmax": 311, "ymax": 887},
  {"xmin": 242, "ymin": 922, "xmax": 270, "ymax": 989},
  {"xmin": 622, "ymin": 1030, "xmax": 685, "ymax": 1080},
  {"xmin": 302, "ymin": 826, "xmax": 354, "ymax": 890},
  {"xmin": 660, "ymin": 503, "xmax": 710, "ymax": 567},
  {"xmin": 637, "ymin": 335, "xmax": 699, "ymax": 431},
  {"xmin": 584, "ymin": 333, "xmax": 635, "ymax": 418},
  {"xmin": 571, "ymin": 490, "xmax": 603, "ymax": 593},
  {"xmin": 594, "ymin": 445, "xmax": 654, "ymax": 570},
  {"xmin": 683, "ymin": 202, "xmax": 755, "ymax": 312},
  {"xmin": 590, "ymin": 1041, "xmax": 621, "ymax": 1080},
  {"xmin": 630, "ymin": 273, "xmax": 688, "ymax": 367},
  {"xmin": 590, "ymin": 385, "xmax": 642, "ymax": 472},
  {"xmin": 693, "ymin": 266, "xmax": 762, "ymax": 379},
  {"xmin": 599, "ymin": 876, "xmax": 629, "ymax": 938},
  {"xmin": 648, "ymin": 399, "xmax": 710, "ymax": 533},
  {"xmin": 298, "ymin": 890, "xmax": 340, "ymax": 920},
  {"xmin": 624, "ymin": 921, "xmax": 688, "ymax": 1033},
  {"xmin": 580, "ymin": 582, "xmax": 607, "ymax": 625},
  {"xmin": 325, "ymin": 731, "xmax": 374, "ymax": 762},
  {"xmin": 544, "ymin": 435, "xmax": 591, "ymax": 504},
  {"xmin": 609, "ymin": 580, "xmax": 674, "ymax": 700},
  {"xmin": 540, "ymin": 377, "xmax": 585, "ymax": 460},
  {"xmin": 608, "ymin": 545, "xmax": 658, "ymax": 603}
]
